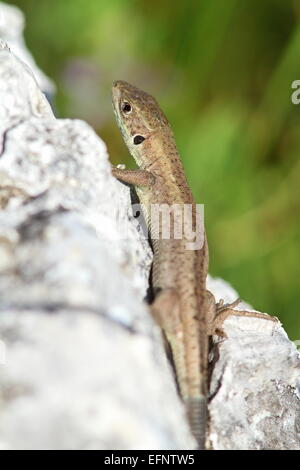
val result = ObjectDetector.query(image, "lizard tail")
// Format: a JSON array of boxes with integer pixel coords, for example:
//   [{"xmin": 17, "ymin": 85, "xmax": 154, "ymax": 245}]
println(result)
[{"xmin": 186, "ymin": 396, "xmax": 207, "ymax": 450}]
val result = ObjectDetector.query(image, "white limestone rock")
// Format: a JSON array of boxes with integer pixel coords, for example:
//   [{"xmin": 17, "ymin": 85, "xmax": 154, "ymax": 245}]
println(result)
[
  {"xmin": 208, "ymin": 299, "xmax": 300, "ymax": 450},
  {"xmin": 0, "ymin": 1, "xmax": 55, "ymax": 95}
]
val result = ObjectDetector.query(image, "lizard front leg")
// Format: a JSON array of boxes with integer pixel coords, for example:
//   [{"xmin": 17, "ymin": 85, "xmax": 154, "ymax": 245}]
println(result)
[{"xmin": 112, "ymin": 166, "xmax": 155, "ymax": 187}]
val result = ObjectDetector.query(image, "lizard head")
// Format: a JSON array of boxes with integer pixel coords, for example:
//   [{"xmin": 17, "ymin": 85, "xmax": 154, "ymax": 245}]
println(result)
[{"xmin": 112, "ymin": 80, "xmax": 172, "ymax": 167}]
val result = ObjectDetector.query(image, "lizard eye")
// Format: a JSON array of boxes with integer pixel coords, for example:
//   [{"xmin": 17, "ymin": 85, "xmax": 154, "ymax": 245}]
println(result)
[
  {"xmin": 133, "ymin": 135, "xmax": 145, "ymax": 145},
  {"xmin": 121, "ymin": 101, "xmax": 132, "ymax": 114}
]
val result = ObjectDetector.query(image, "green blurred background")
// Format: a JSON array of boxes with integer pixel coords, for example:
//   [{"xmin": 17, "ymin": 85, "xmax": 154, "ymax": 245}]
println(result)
[{"xmin": 6, "ymin": 0, "xmax": 300, "ymax": 339}]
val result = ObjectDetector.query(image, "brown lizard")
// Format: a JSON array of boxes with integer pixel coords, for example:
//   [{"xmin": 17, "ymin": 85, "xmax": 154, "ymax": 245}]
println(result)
[{"xmin": 111, "ymin": 80, "xmax": 275, "ymax": 449}]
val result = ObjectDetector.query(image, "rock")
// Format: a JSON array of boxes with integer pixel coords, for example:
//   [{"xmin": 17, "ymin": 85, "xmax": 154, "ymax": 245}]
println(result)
[
  {"xmin": 207, "ymin": 279, "xmax": 300, "ymax": 450},
  {"xmin": 0, "ymin": 1, "xmax": 55, "ymax": 96}
]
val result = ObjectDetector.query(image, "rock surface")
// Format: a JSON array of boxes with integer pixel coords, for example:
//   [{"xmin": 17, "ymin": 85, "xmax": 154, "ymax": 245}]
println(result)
[
  {"xmin": 208, "ymin": 304, "xmax": 300, "ymax": 450},
  {"xmin": 0, "ymin": 1, "xmax": 54, "ymax": 96},
  {"xmin": 0, "ymin": 5, "xmax": 299, "ymax": 450}
]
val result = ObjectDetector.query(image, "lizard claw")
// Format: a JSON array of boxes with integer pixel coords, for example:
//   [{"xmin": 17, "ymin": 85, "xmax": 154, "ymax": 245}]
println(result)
[{"xmin": 216, "ymin": 297, "xmax": 241, "ymax": 314}]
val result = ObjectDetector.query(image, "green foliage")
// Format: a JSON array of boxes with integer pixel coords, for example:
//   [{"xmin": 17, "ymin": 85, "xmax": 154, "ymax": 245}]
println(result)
[{"xmin": 6, "ymin": 0, "xmax": 300, "ymax": 339}]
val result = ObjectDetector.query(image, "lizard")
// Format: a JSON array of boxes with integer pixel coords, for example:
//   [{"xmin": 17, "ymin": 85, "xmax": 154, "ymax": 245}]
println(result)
[{"xmin": 110, "ymin": 80, "xmax": 276, "ymax": 449}]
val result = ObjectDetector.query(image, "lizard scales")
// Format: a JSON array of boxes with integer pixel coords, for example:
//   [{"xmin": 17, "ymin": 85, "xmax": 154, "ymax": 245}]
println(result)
[{"xmin": 111, "ymin": 80, "xmax": 209, "ymax": 448}]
